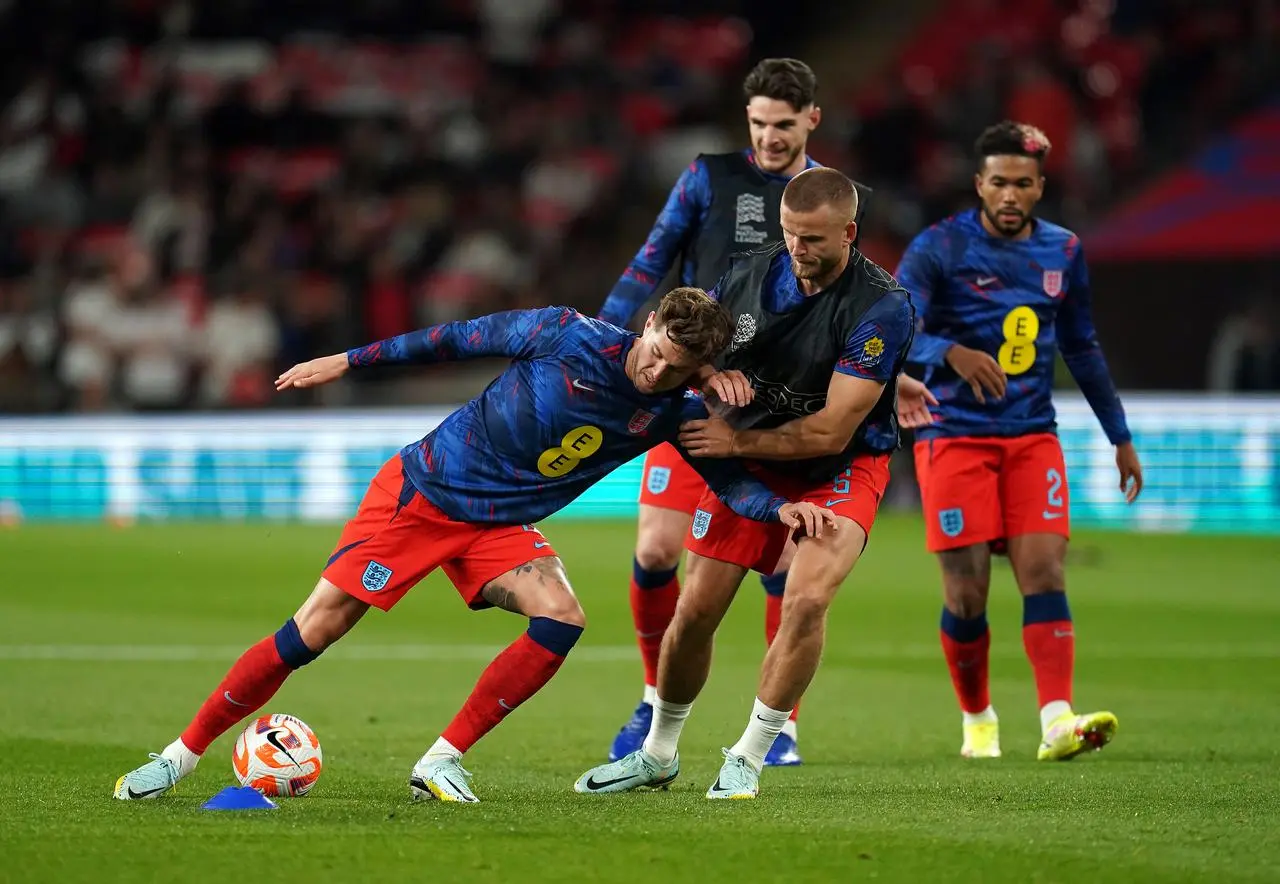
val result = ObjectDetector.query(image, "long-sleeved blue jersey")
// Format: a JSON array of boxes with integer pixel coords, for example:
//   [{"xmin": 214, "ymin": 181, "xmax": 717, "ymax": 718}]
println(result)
[
  {"xmin": 897, "ymin": 209, "xmax": 1131, "ymax": 445},
  {"xmin": 598, "ymin": 149, "xmax": 821, "ymax": 327},
  {"xmin": 346, "ymin": 308, "xmax": 789, "ymax": 525}
]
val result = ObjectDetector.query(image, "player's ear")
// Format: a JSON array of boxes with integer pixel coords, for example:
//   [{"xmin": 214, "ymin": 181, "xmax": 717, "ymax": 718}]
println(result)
[
  {"xmin": 809, "ymin": 104, "xmax": 821, "ymax": 130},
  {"xmin": 973, "ymin": 172, "xmax": 984, "ymax": 196},
  {"xmin": 643, "ymin": 310, "xmax": 656, "ymax": 333},
  {"xmin": 845, "ymin": 221, "xmax": 858, "ymax": 247}
]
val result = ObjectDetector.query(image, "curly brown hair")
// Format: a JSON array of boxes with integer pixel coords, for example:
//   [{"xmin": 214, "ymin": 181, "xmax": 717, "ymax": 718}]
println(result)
[
  {"xmin": 975, "ymin": 120, "xmax": 1052, "ymax": 169},
  {"xmin": 655, "ymin": 287, "xmax": 732, "ymax": 365},
  {"xmin": 742, "ymin": 58, "xmax": 818, "ymax": 111}
]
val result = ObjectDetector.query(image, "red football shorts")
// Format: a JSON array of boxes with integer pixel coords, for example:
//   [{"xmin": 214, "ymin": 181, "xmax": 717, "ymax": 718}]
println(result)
[
  {"xmin": 914, "ymin": 432, "xmax": 1070, "ymax": 553},
  {"xmin": 638, "ymin": 442, "xmax": 707, "ymax": 515},
  {"xmin": 322, "ymin": 455, "xmax": 558, "ymax": 611},
  {"xmin": 684, "ymin": 454, "xmax": 891, "ymax": 574}
]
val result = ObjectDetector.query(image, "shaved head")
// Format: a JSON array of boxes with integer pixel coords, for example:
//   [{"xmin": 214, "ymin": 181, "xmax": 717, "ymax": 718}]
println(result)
[{"xmin": 782, "ymin": 167, "xmax": 858, "ymax": 222}]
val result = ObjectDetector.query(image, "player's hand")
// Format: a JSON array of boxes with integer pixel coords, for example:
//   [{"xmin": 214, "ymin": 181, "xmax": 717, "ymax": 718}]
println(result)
[
  {"xmin": 945, "ymin": 345, "xmax": 1006, "ymax": 404},
  {"xmin": 702, "ymin": 370, "xmax": 754, "ymax": 408},
  {"xmin": 678, "ymin": 417, "xmax": 737, "ymax": 458},
  {"xmin": 896, "ymin": 374, "xmax": 938, "ymax": 428},
  {"xmin": 1116, "ymin": 442, "xmax": 1143, "ymax": 503},
  {"xmin": 778, "ymin": 502, "xmax": 839, "ymax": 538},
  {"xmin": 275, "ymin": 353, "xmax": 349, "ymax": 391}
]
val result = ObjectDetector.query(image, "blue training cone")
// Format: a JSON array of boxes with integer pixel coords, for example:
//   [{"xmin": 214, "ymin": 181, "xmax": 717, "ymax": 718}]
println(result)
[{"xmin": 202, "ymin": 786, "xmax": 279, "ymax": 811}]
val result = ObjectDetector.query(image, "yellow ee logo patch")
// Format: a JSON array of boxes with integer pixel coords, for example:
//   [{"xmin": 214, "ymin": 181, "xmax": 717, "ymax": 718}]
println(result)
[
  {"xmin": 998, "ymin": 306, "xmax": 1040, "ymax": 376},
  {"xmin": 861, "ymin": 336, "xmax": 885, "ymax": 365},
  {"xmin": 537, "ymin": 425, "xmax": 604, "ymax": 478}
]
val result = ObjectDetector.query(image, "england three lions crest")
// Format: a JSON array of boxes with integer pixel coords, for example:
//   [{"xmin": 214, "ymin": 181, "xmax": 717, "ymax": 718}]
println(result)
[
  {"xmin": 729, "ymin": 313, "xmax": 757, "ymax": 352},
  {"xmin": 691, "ymin": 508, "xmax": 712, "ymax": 540},
  {"xmin": 627, "ymin": 409, "xmax": 655, "ymax": 435},
  {"xmin": 1042, "ymin": 270, "xmax": 1064, "ymax": 298}
]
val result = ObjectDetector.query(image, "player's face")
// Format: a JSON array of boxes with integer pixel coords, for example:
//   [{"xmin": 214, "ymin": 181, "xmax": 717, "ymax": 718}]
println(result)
[
  {"xmin": 975, "ymin": 155, "xmax": 1044, "ymax": 238},
  {"xmin": 746, "ymin": 97, "xmax": 820, "ymax": 175},
  {"xmin": 781, "ymin": 203, "xmax": 856, "ymax": 285},
  {"xmin": 631, "ymin": 316, "xmax": 703, "ymax": 394}
]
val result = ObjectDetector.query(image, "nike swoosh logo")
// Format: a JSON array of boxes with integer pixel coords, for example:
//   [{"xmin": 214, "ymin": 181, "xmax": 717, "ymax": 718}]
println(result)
[
  {"xmin": 636, "ymin": 629, "xmax": 665, "ymax": 639},
  {"xmin": 224, "ymin": 691, "xmax": 250, "ymax": 707},
  {"xmin": 533, "ymin": 541, "xmax": 549, "ymax": 548},
  {"xmin": 265, "ymin": 729, "xmax": 302, "ymax": 768},
  {"xmin": 499, "ymin": 699, "xmax": 515, "ymax": 711},
  {"xmin": 824, "ymin": 498, "xmax": 849, "ymax": 507},
  {"xmin": 572, "ymin": 378, "xmax": 595, "ymax": 392},
  {"xmin": 1053, "ymin": 629, "xmax": 1074, "ymax": 638},
  {"xmin": 1042, "ymin": 511, "xmax": 1064, "ymax": 520},
  {"xmin": 976, "ymin": 276, "xmax": 999, "ymax": 287},
  {"xmin": 442, "ymin": 776, "xmax": 474, "ymax": 799},
  {"xmin": 585, "ymin": 773, "xmax": 638, "ymax": 790},
  {"xmin": 126, "ymin": 785, "xmax": 166, "ymax": 799}
]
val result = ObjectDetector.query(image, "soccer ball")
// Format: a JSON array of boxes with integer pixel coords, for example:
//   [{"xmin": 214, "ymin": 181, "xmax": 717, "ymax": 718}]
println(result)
[{"xmin": 232, "ymin": 713, "xmax": 323, "ymax": 797}]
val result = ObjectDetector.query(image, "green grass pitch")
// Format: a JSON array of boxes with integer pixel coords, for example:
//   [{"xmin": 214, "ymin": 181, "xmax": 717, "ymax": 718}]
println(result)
[{"xmin": 1, "ymin": 516, "xmax": 1277, "ymax": 883}]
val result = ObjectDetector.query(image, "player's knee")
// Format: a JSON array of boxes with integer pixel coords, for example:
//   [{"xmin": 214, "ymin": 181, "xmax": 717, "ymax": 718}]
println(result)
[
  {"xmin": 670, "ymin": 592, "xmax": 720, "ymax": 641},
  {"xmin": 1017, "ymin": 558, "xmax": 1064, "ymax": 595},
  {"xmin": 634, "ymin": 533, "xmax": 684, "ymax": 571},
  {"xmin": 293, "ymin": 580, "xmax": 367, "ymax": 652},
  {"xmin": 781, "ymin": 593, "xmax": 829, "ymax": 635},
  {"xmin": 529, "ymin": 589, "xmax": 586, "ymax": 628}
]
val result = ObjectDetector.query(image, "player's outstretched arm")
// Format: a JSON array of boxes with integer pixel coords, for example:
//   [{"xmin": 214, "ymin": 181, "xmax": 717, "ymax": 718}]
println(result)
[
  {"xmin": 276, "ymin": 353, "xmax": 348, "ymax": 390},
  {"xmin": 277, "ymin": 308, "xmax": 573, "ymax": 393},
  {"xmin": 1057, "ymin": 243, "xmax": 1142, "ymax": 502},
  {"xmin": 597, "ymin": 161, "xmax": 709, "ymax": 327}
]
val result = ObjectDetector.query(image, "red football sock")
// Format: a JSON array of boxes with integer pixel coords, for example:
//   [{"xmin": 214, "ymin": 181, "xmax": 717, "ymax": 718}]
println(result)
[
  {"xmin": 1023, "ymin": 621, "xmax": 1074, "ymax": 708},
  {"xmin": 629, "ymin": 561, "xmax": 679, "ymax": 688},
  {"xmin": 763, "ymin": 592, "xmax": 800, "ymax": 722},
  {"xmin": 940, "ymin": 629, "xmax": 991, "ymax": 715},
  {"xmin": 180, "ymin": 636, "xmax": 292, "ymax": 755},
  {"xmin": 442, "ymin": 629, "xmax": 576, "ymax": 753}
]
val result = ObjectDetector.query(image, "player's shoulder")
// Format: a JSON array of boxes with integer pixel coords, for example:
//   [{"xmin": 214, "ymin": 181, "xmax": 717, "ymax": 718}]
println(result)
[
  {"xmin": 526, "ymin": 306, "xmax": 621, "ymax": 352},
  {"xmin": 852, "ymin": 252, "xmax": 909, "ymax": 298},
  {"xmin": 559, "ymin": 307, "xmax": 630, "ymax": 341},
  {"xmin": 902, "ymin": 210, "xmax": 972, "ymax": 259},
  {"xmin": 1032, "ymin": 218, "xmax": 1085, "ymax": 260}
]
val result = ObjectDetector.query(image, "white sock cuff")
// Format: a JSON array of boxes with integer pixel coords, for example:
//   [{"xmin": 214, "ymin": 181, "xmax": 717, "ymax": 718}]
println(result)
[
  {"xmin": 752, "ymin": 697, "xmax": 791, "ymax": 723},
  {"xmin": 654, "ymin": 696, "xmax": 694, "ymax": 715}
]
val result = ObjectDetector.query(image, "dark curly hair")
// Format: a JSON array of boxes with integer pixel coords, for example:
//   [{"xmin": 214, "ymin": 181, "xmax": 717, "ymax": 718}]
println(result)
[
  {"xmin": 655, "ymin": 287, "xmax": 732, "ymax": 365},
  {"xmin": 975, "ymin": 120, "xmax": 1052, "ymax": 169},
  {"xmin": 742, "ymin": 58, "xmax": 817, "ymax": 111}
]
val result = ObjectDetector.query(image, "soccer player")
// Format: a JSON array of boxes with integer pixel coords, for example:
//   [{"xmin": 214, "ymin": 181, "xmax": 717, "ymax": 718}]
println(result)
[
  {"xmin": 599, "ymin": 57, "xmax": 871, "ymax": 767},
  {"xmin": 112, "ymin": 289, "xmax": 837, "ymax": 803},
  {"xmin": 895, "ymin": 121, "xmax": 1144, "ymax": 761},
  {"xmin": 575, "ymin": 167, "xmax": 916, "ymax": 799}
]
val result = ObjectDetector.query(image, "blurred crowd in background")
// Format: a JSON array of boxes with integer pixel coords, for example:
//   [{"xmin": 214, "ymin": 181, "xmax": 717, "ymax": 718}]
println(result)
[{"xmin": 0, "ymin": 0, "xmax": 1275, "ymax": 413}]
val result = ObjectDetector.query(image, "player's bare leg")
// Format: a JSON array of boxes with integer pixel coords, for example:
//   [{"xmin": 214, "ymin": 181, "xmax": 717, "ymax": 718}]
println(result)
[
  {"xmin": 1007, "ymin": 533, "xmax": 1116, "ymax": 760},
  {"xmin": 115, "ymin": 579, "xmax": 368, "ymax": 800},
  {"xmin": 610, "ymin": 504, "xmax": 691, "ymax": 761},
  {"xmin": 412, "ymin": 556, "xmax": 585, "ymax": 802},
  {"xmin": 575, "ymin": 552, "xmax": 746, "ymax": 794},
  {"xmin": 762, "ymin": 540, "xmax": 803, "ymax": 766},
  {"xmin": 938, "ymin": 544, "xmax": 1001, "ymax": 758},
  {"xmin": 706, "ymin": 519, "xmax": 866, "ymax": 799}
]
